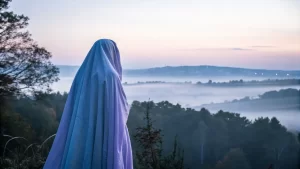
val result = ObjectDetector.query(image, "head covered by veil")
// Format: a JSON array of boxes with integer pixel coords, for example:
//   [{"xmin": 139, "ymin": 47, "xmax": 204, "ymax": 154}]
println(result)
[{"xmin": 43, "ymin": 39, "xmax": 133, "ymax": 169}]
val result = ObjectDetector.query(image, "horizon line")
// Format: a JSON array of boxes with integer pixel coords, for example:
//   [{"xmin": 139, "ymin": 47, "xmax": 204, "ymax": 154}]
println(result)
[{"xmin": 55, "ymin": 64, "xmax": 300, "ymax": 72}]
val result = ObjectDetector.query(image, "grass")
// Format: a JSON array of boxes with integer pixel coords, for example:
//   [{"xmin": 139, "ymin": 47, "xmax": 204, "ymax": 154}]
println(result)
[{"xmin": 1, "ymin": 134, "xmax": 56, "ymax": 169}]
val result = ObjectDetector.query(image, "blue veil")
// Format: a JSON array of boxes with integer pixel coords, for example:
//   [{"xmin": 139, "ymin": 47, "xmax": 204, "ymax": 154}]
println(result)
[{"xmin": 43, "ymin": 39, "xmax": 133, "ymax": 169}]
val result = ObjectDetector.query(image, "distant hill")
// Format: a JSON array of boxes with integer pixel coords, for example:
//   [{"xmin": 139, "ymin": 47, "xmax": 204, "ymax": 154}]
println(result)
[
  {"xmin": 123, "ymin": 66, "xmax": 300, "ymax": 77},
  {"xmin": 57, "ymin": 65, "xmax": 300, "ymax": 77},
  {"xmin": 199, "ymin": 88, "xmax": 300, "ymax": 112}
]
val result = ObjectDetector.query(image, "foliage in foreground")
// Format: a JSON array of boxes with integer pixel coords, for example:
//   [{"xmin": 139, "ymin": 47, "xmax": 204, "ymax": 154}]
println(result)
[{"xmin": 0, "ymin": 134, "xmax": 55, "ymax": 169}]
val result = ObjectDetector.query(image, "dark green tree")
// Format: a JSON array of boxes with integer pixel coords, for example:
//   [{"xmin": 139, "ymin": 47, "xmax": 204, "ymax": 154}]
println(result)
[
  {"xmin": 34, "ymin": 91, "xmax": 68, "ymax": 121},
  {"xmin": 0, "ymin": 0, "xmax": 59, "ymax": 100},
  {"xmin": 134, "ymin": 101, "xmax": 185, "ymax": 169},
  {"xmin": 134, "ymin": 101, "xmax": 162, "ymax": 169},
  {"xmin": 214, "ymin": 148, "xmax": 251, "ymax": 169}
]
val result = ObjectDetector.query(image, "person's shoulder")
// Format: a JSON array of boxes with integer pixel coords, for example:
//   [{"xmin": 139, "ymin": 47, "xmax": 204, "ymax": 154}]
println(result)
[{"xmin": 105, "ymin": 69, "xmax": 121, "ymax": 81}]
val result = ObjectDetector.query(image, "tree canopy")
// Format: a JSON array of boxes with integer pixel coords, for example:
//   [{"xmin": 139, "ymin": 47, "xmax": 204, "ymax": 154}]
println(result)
[{"xmin": 0, "ymin": 0, "xmax": 59, "ymax": 100}]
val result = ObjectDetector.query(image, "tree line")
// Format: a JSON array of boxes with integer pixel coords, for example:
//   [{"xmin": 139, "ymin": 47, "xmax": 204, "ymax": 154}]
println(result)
[
  {"xmin": 1, "ymin": 92, "xmax": 300, "ymax": 169},
  {"xmin": 122, "ymin": 79, "xmax": 300, "ymax": 87}
]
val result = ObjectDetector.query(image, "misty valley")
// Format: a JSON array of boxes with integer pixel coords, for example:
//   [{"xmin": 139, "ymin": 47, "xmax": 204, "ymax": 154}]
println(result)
[
  {"xmin": 2, "ymin": 65, "xmax": 300, "ymax": 169},
  {"xmin": 47, "ymin": 68, "xmax": 300, "ymax": 168},
  {"xmin": 52, "ymin": 71, "xmax": 300, "ymax": 131},
  {"xmin": 50, "ymin": 69, "xmax": 300, "ymax": 168}
]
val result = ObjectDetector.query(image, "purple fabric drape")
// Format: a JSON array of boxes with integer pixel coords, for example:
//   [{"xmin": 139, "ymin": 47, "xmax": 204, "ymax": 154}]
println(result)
[{"xmin": 43, "ymin": 39, "xmax": 133, "ymax": 169}]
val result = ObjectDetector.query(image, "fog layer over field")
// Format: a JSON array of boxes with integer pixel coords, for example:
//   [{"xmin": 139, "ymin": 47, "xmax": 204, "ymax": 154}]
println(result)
[{"xmin": 52, "ymin": 75, "xmax": 300, "ymax": 130}]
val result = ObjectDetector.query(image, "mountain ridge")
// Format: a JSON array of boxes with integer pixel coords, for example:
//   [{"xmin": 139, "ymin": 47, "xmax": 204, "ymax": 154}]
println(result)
[{"xmin": 57, "ymin": 65, "xmax": 300, "ymax": 77}]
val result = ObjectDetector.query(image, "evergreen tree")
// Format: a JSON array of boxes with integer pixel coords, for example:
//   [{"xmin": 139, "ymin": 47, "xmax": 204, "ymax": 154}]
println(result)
[{"xmin": 134, "ymin": 101, "xmax": 185, "ymax": 169}]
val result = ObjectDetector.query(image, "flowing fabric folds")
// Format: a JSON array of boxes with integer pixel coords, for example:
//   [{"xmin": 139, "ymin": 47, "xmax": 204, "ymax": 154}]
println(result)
[{"xmin": 43, "ymin": 39, "xmax": 133, "ymax": 169}]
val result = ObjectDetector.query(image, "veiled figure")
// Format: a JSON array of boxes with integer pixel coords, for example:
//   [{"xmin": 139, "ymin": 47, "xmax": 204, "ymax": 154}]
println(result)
[{"xmin": 43, "ymin": 39, "xmax": 133, "ymax": 169}]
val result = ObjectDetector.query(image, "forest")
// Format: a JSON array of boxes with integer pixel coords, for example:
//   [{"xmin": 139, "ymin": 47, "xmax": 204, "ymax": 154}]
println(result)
[
  {"xmin": 196, "ymin": 79, "xmax": 300, "ymax": 87},
  {"xmin": 1, "ymin": 90, "xmax": 300, "ymax": 169},
  {"xmin": 122, "ymin": 79, "xmax": 300, "ymax": 87}
]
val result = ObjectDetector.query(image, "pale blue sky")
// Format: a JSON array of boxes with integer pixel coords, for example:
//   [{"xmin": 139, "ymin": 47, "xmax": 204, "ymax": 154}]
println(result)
[{"xmin": 10, "ymin": 0, "xmax": 300, "ymax": 70}]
